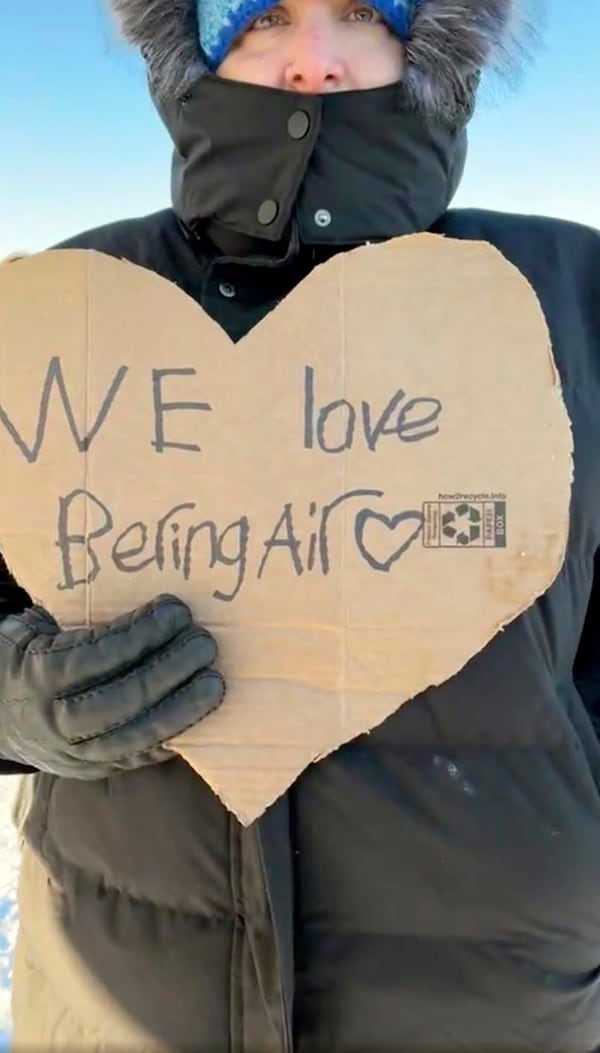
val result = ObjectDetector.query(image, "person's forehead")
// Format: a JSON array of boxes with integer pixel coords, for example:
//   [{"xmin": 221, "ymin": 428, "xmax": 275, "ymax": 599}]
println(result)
[{"xmin": 264, "ymin": 0, "xmax": 380, "ymax": 8}]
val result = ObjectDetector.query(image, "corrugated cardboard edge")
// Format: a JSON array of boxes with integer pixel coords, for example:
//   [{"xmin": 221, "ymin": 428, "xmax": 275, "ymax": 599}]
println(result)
[{"xmin": 0, "ymin": 239, "xmax": 575, "ymax": 827}]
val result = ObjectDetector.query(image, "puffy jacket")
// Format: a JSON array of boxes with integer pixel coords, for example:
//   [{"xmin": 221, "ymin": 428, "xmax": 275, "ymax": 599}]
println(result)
[{"xmin": 4, "ymin": 201, "xmax": 600, "ymax": 1052}]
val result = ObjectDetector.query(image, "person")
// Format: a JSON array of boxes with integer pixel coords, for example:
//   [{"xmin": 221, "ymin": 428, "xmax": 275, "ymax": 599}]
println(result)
[{"xmin": 2, "ymin": 0, "xmax": 600, "ymax": 1049}]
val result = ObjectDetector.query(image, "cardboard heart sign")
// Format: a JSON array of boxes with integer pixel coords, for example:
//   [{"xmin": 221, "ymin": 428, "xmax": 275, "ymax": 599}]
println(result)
[{"xmin": 0, "ymin": 236, "xmax": 572, "ymax": 824}]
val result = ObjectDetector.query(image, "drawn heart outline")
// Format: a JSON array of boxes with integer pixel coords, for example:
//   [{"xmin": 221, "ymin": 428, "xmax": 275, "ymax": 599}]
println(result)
[{"xmin": 354, "ymin": 509, "xmax": 424, "ymax": 572}]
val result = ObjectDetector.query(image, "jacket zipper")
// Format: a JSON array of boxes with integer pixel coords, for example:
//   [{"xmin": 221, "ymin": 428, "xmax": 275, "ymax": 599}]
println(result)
[{"xmin": 229, "ymin": 816, "xmax": 245, "ymax": 1053}]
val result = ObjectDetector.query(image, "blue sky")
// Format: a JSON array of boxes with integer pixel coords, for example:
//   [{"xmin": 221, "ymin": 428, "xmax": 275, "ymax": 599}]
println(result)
[{"xmin": 1, "ymin": 0, "xmax": 598, "ymax": 256}]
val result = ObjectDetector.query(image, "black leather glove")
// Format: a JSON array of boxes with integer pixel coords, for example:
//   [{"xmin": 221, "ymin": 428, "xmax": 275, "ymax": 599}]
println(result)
[{"xmin": 0, "ymin": 594, "xmax": 224, "ymax": 779}]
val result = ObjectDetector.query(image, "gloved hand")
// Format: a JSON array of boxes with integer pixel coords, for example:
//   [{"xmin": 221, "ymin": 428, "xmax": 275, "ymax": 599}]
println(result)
[{"xmin": 0, "ymin": 594, "xmax": 224, "ymax": 780}]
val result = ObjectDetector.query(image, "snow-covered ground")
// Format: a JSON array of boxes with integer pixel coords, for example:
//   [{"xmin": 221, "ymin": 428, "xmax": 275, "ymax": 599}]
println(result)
[{"xmin": 0, "ymin": 777, "xmax": 20, "ymax": 1052}]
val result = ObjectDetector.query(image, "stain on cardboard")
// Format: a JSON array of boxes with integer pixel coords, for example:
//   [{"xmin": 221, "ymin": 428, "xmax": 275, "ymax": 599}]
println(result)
[{"xmin": 0, "ymin": 235, "xmax": 573, "ymax": 824}]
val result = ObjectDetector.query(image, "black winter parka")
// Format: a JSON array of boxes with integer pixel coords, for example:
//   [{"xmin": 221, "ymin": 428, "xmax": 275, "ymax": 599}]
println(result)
[{"xmin": 3, "ymin": 199, "xmax": 600, "ymax": 1052}]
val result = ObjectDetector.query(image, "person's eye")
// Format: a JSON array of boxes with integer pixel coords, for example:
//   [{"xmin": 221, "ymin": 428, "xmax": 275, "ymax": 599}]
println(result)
[
  {"xmin": 249, "ymin": 6, "xmax": 287, "ymax": 29},
  {"xmin": 346, "ymin": 4, "xmax": 382, "ymax": 22}
]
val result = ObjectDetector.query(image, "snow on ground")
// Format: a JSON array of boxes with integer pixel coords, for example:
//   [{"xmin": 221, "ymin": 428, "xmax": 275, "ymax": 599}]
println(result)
[{"xmin": 0, "ymin": 777, "xmax": 20, "ymax": 1051}]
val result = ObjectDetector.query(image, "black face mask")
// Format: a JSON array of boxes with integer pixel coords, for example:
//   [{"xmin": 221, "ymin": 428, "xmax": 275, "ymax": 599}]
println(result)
[{"xmin": 154, "ymin": 74, "xmax": 470, "ymax": 253}]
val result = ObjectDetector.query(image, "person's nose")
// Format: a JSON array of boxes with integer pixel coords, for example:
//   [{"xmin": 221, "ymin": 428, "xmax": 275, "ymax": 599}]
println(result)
[{"xmin": 283, "ymin": 29, "xmax": 345, "ymax": 92}]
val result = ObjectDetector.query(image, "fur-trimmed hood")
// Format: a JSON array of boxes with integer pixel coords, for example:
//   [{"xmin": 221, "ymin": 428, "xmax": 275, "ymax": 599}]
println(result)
[{"xmin": 110, "ymin": 0, "xmax": 540, "ymax": 124}]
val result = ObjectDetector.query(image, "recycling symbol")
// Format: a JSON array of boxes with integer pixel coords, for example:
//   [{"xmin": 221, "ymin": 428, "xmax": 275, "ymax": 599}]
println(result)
[{"xmin": 442, "ymin": 503, "xmax": 482, "ymax": 546}]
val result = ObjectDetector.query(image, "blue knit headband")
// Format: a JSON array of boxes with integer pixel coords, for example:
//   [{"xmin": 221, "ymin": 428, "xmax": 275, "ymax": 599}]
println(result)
[{"xmin": 198, "ymin": 0, "xmax": 414, "ymax": 71}]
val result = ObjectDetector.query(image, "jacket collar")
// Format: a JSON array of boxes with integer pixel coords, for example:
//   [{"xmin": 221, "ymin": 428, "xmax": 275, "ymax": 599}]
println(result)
[{"xmin": 155, "ymin": 76, "xmax": 470, "ymax": 261}]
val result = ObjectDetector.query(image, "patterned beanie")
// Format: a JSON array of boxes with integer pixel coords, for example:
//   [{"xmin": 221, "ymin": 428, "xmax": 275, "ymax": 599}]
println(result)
[
  {"xmin": 198, "ymin": 0, "xmax": 414, "ymax": 71},
  {"xmin": 111, "ymin": 0, "xmax": 540, "ymax": 126}
]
